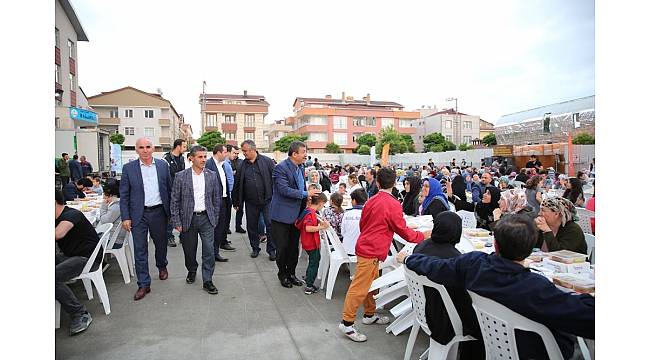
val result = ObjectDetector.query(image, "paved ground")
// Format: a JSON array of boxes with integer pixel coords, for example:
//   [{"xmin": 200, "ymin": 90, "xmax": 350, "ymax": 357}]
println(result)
[{"xmin": 55, "ymin": 214, "xmax": 429, "ymax": 360}]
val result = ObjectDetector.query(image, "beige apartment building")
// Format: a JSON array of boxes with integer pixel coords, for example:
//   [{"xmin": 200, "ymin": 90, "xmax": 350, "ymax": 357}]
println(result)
[
  {"xmin": 414, "ymin": 109, "xmax": 481, "ymax": 152},
  {"xmin": 199, "ymin": 91, "xmax": 270, "ymax": 149},
  {"xmin": 89, "ymin": 86, "xmax": 184, "ymax": 152},
  {"xmin": 265, "ymin": 118, "xmax": 294, "ymax": 151}
]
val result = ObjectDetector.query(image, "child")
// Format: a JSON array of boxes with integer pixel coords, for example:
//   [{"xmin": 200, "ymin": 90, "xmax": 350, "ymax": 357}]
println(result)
[
  {"xmin": 337, "ymin": 182, "xmax": 347, "ymax": 195},
  {"xmin": 295, "ymin": 192, "xmax": 330, "ymax": 295},
  {"xmin": 341, "ymin": 188, "xmax": 368, "ymax": 256},
  {"xmin": 91, "ymin": 176, "xmax": 103, "ymax": 195},
  {"xmin": 323, "ymin": 192, "xmax": 345, "ymax": 241}
]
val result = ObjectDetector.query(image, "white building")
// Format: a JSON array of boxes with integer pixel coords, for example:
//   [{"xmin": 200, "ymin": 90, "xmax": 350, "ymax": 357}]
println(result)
[{"xmin": 414, "ymin": 109, "xmax": 481, "ymax": 152}]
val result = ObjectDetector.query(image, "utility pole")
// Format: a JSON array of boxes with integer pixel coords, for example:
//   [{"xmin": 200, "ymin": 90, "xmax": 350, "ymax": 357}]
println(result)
[
  {"xmin": 202, "ymin": 81, "xmax": 206, "ymax": 135},
  {"xmin": 446, "ymin": 97, "xmax": 459, "ymax": 145}
]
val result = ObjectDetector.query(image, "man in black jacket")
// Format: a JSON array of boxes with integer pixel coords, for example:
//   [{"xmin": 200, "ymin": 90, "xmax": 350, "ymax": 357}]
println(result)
[
  {"xmin": 228, "ymin": 144, "xmax": 246, "ymax": 234},
  {"xmin": 163, "ymin": 139, "xmax": 187, "ymax": 247},
  {"xmin": 232, "ymin": 140, "xmax": 276, "ymax": 259},
  {"xmin": 365, "ymin": 169, "xmax": 378, "ymax": 198}
]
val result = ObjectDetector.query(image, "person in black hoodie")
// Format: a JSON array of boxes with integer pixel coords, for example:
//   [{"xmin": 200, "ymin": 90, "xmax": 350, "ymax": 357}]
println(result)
[
  {"xmin": 411, "ymin": 211, "xmax": 484, "ymax": 359},
  {"xmin": 401, "ymin": 176, "xmax": 422, "ymax": 215},
  {"xmin": 448, "ymin": 174, "xmax": 475, "ymax": 212},
  {"xmin": 475, "ymin": 186, "xmax": 501, "ymax": 230}
]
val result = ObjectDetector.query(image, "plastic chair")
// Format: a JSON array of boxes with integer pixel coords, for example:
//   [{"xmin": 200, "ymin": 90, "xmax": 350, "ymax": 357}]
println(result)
[
  {"xmin": 104, "ymin": 221, "xmax": 132, "ymax": 284},
  {"xmin": 55, "ymin": 300, "xmax": 61, "ymax": 329},
  {"xmin": 71, "ymin": 223, "xmax": 113, "ymax": 315},
  {"xmin": 584, "ymin": 233, "xmax": 595, "ymax": 265},
  {"xmin": 575, "ymin": 208, "xmax": 594, "ymax": 235},
  {"xmin": 404, "ymin": 269, "xmax": 476, "ymax": 360},
  {"xmin": 457, "ymin": 210, "xmax": 477, "ymax": 229},
  {"xmin": 322, "ymin": 228, "xmax": 357, "ymax": 300},
  {"xmin": 468, "ymin": 291, "xmax": 563, "ymax": 360}
]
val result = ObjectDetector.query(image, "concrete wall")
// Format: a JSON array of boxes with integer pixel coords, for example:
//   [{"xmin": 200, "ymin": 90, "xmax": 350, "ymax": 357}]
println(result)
[{"xmin": 55, "ymin": 0, "xmax": 79, "ymax": 130}]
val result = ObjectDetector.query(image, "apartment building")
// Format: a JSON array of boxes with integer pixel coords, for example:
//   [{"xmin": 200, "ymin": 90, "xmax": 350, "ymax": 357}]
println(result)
[
  {"xmin": 290, "ymin": 93, "xmax": 418, "ymax": 154},
  {"xmin": 89, "ymin": 86, "xmax": 184, "ymax": 152},
  {"xmin": 180, "ymin": 122, "xmax": 194, "ymax": 145},
  {"xmin": 265, "ymin": 118, "xmax": 294, "ymax": 151},
  {"xmin": 414, "ymin": 109, "xmax": 481, "ymax": 152},
  {"xmin": 479, "ymin": 119, "xmax": 495, "ymax": 140},
  {"xmin": 199, "ymin": 91, "xmax": 270, "ymax": 149}
]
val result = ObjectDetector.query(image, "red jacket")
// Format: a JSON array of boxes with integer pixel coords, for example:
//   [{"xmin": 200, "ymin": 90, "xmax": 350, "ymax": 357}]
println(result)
[
  {"xmin": 295, "ymin": 208, "xmax": 320, "ymax": 251},
  {"xmin": 356, "ymin": 191, "xmax": 424, "ymax": 260}
]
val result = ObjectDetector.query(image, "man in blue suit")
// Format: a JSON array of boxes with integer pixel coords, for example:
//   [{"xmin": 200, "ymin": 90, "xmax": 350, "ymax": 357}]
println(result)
[
  {"xmin": 206, "ymin": 144, "xmax": 235, "ymax": 262},
  {"xmin": 270, "ymin": 141, "xmax": 321, "ymax": 288},
  {"xmin": 119, "ymin": 138, "xmax": 172, "ymax": 301},
  {"xmin": 170, "ymin": 145, "xmax": 220, "ymax": 294}
]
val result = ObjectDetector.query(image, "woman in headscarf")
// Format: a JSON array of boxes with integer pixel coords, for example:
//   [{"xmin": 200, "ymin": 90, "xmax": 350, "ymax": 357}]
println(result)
[
  {"xmin": 411, "ymin": 211, "xmax": 485, "ymax": 359},
  {"xmin": 420, "ymin": 177, "xmax": 450, "ymax": 218},
  {"xmin": 447, "ymin": 174, "xmax": 475, "ymax": 212},
  {"xmin": 402, "ymin": 176, "xmax": 422, "ymax": 216},
  {"xmin": 307, "ymin": 169, "xmax": 322, "ymax": 191},
  {"xmin": 492, "ymin": 188, "xmax": 535, "ymax": 227},
  {"xmin": 535, "ymin": 197, "xmax": 587, "ymax": 253},
  {"xmin": 498, "ymin": 176, "xmax": 513, "ymax": 190},
  {"xmin": 474, "ymin": 186, "xmax": 501, "ymax": 230}
]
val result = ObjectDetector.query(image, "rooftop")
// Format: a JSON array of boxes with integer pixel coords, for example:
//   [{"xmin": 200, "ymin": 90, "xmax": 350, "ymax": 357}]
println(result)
[
  {"xmin": 294, "ymin": 96, "xmax": 404, "ymax": 109},
  {"xmin": 58, "ymin": 0, "xmax": 89, "ymax": 41},
  {"xmin": 495, "ymin": 95, "xmax": 595, "ymax": 127}
]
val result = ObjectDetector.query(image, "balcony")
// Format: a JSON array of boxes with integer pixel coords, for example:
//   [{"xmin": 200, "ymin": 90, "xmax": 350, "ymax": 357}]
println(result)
[
  {"xmin": 221, "ymin": 123, "xmax": 237, "ymax": 132},
  {"xmin": 159, "ymin": 118, "xmax": 170, "ymax": 126},
  {"xmin": 99, "ymin": 118, "xmax": 121, "ymax": 125},
  {"xmin": 159, "ymin": 137, "xmax": 171, "ymax": 145}
]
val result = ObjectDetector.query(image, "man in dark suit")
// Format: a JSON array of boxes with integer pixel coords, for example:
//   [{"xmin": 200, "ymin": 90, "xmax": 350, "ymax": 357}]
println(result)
[
  {"xmin": 270, "ymin": 141, "xmax": 321, "ymax": 288},
  {"xmin": 227, "ymin": 145, "xmax": 246, "ymax": 234},
  {"xmin": 119, "ymin": 137, "xmax": 172, "ymax": 301},
  {"xmin": 163, "ymin": 138, "xmax": 187, "ymax": 247},
  {"xmin": 365, "ymin": 169, "xmax": 378, "ymax": 198},
  {"xmin": 232, "ymin": 140, "xmax": 276, "ymax": 259},
  {"xmin": 68, "ymin": 154, "xmax": 84, "ymax": 182},
  {"xmin": 170, "ymin": 145, "xmax": 220, "ymax": 294},
  {"xmin": 206, "ymin": 144, "xmax": 234, "ymax": 262}
]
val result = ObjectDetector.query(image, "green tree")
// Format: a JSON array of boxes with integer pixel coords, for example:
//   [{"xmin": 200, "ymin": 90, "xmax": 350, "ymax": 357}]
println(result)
[
  {"xmin": 273, "ymin": 134, "xmax": 308, "ymax": 152},
  {"xmin": 423, "ymin": 132, "xmax": 456, "ymax": 152},
  {"xmin": 357, "ymin": 144, "xmax": 371, "ymax": 155},
  {"xmin": 325, "ymin": 142, "xmax": 342, "ymax": 153},
  {"xmin": 354, "ymin": 134, "xmax": 377, "ymax": 153},
  {"xmin": 445, "ymin": 141, "xmax": 457, "ymax": 151},
  {"xmin": 429, "ymin": 144, "xmax": 446, "ymax": 152},
  {"xmin": 196, "ymin": 131, "xmax": 226, "ymax": 151},
  {"xmin": 458, "ymin": 143, "xmax": 473, "ymax": 151},
  {"xmin": 572, "ymin": 133, "xmax": 595, "ymax": 145},
  {"xmin": 482, "ymin": 133, "xmax": 497, "ymax": 146},
  {"xmin": 400, "ymin": 134, "xmax": 416, "ymax": 153},
  {"xmin": 376, "ymin": 125, "xmax": 413, "ymax": 155},
  {"xmin": 110, "ymin": 133, "xmax": 125, "ymax": 145}
]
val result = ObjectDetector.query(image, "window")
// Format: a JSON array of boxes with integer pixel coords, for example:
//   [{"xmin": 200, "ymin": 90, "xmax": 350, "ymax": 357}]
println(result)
[
  {"xmin": 224, "ymin": 114, "xmax": 235, "ymax": 123},
  {"xmin": 55, "ymin": 64, "xmax": 60, "ymax": 84},
  {"xmin": 55, "ymin": 28, "xmax": 60, "ymax": 47},
  {"xmin": 333, "ymin": 116, "xmax": 347, "ymax": 129},
  {"xmin": 109, "ymin": 110, "xmax": 119, "ymax": 118},
  {"xmin": 353, "ymin": 116, "xmax": 376, "ymax": 127},
  {"xmin": 225, "ymin": 132, "xmax": 236, "ymax": 140},
  {"xmin": 305, "ymin": 115, "xmax": 327, "ymax": 126},
  {"xmin": 244, "ymin": 114, "xmax": 255, "ymax": 127},
  {"xmin": 124, "ymin": 109, "xmax": 133, "ymax": 118},
  {"xmin": 463, "ymin": 121, "xmax": 472, "ymax": 129},
  {"xmin": 463, "ymin": 136, "xmax": 472, "ymax": 144},
  {"xmin": 124, "ymin": 127, "xmax": 135, "ymax": 136},
  {"xmin": 333, "ymin": 132, "xmax": 348, "ymax": 145},
  {"xmin": 445, "ymin": 135, "xmax": 452, "ymax": 141},
  {"xmin": 144, "ymin": 110, "xmax": 154, "ymax": 118},
  {"xmin": 381, "ymin": 118, "xmax": 394, "ymax": 128},
  {"xmin": 400, "ymin": 119, "xmax": 414, "ymax": 128},
  {"xmin": 206, "ymin": 113, "xmax": 217, "ymax": 127},
  {"xmin": 308, "ymin": 132, "xmax": 327, "ymax": 142},
  {"xmin": 67, "ymin": 39, "xmax": 74, "ymax": 58},
  {"xmin": 144, "ymin": 127, "xmax": 154, "ymax": 137},
  {"xmin": 244, "ymin": 132, "xmax": 255, "ymax": 140},
  {"xmin": 352, "ymin": 133, "xmax": 363, "ymax": 143},
  {"xmin": 68, "ymin": 73, "xmax": 74, "ymax": 90},
  {"xmin": 445, "ymin": 120, "xmax": 452, "ymax": 129}
]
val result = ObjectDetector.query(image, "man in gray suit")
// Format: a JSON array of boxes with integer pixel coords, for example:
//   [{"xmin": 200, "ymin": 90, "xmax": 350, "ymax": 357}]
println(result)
[{"xmin": 170, "ymin": 145, "xmax": 221, "ymax": 294}]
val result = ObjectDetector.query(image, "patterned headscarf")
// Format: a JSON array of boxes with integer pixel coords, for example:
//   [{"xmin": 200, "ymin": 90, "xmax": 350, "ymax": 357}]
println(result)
[
  {"xmin": 500, "ymin": 189, "xmax": 528, "ymax": 213},
  {"xmin": 541, "ymin": 197, "xmax": 578, "ymax": 226}
]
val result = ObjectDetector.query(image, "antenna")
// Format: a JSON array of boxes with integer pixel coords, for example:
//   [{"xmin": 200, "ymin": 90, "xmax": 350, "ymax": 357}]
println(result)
[{"xmin": 156, "ymin": 88, "xmax": 163, "ymax": 96}]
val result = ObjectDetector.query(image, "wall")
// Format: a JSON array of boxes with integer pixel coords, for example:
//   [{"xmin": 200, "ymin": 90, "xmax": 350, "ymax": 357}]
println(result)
[
  {"xmin": 55, "ymin": 0, "xmax": 79, "ymax": 129},
  {"xmin": 119, "ymin": 106, "xmax": 164, "ymax": 146}
]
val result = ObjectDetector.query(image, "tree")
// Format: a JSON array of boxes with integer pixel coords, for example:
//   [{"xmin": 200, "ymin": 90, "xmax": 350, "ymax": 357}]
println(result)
[
  {"xmin": 572, "ymin": 133, "xmax": 595, "ymax": 145},
  {"xmin": 273, "ymin": 134, "xmax": 308, "ymax": 152},
  {"xmin": 357, "ymin": 144, "xmax": 371, "ymax": 155},
  {"xmin": 196, "ymin": 131, "xmax": 226, "ymax": 151},
  {"xmin": 377, "ymin": 126, "xmax": 407, "ymax": 155},
  {"xmin": 482, "ymin": 133, "xmax": 497, "ymax": 146},
  {"xmin": 459, "ymin": 143, "xmax": 473, "ymax": 151},
  {"xmin": 400, "ymin": 134, "xmax": 416, "ymax": 153},
  {"xmin": 110, "ymin": 133, "xmax": 125, "ymax": 145},
  {"xmin": 325, "ymin": 142, "xmax": 342, "ymax": 153},
  {"xmin": 354, "ymin": 134, "xmax": 376, "ymax": 153},
  {"xmin": 423, "ymin": 132, "xmax": 455, "ymax": 152},
  {"xmin": 445, "ymin": 141, "xmax": 457, "ymax": 151}
]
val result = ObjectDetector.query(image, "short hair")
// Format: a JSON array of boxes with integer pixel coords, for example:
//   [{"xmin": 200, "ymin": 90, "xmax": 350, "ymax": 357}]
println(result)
[
  {"xmin": 73, "ymin": 154, "xmax": 79, "ymax": 160},
  {"xmin": 310, "ymin": 192, "xmax": 328, "ymax": 205},
  {"xmin": 369, "ymin": 169, "xmax": 377, "ymax": 177},
  {"xmin": 493, "ymin": 214, "xmax": 538, "ymax": 261},
  {"xmin": 339, "ymin": 182, "xmax": 347, "ymax": 189},
  {"xmin": 530, "ymin": 155, "xmax": 537, "ymax": 158},
  {"xmin": 173, "ymin": 139, "xmax": 185, "ymax": 149},
  {"xmin": 103, "ymin": 179, "xmax": 120, "ymax": 197},
  {"xmin": 55, "ymin": 190, "xmax": 65, "ymax": 205},
  {"xmin": 92, "ymin": 176, "xmax": 101, "ymax": 181},
  {"xmin": 241, "ymin": 139, "xmax": 256, "ymax": 149},
  {"xmin": 287, "ymin": 141, "xmax": 306, "ymax": 157},
  {"xmin": 213, "ymin": 144, "xmax": 226, "ymax": 154},
  {"xmin": 329, "ymin": 192, "xmax": 344, "ymax": 207},
  {"xmin": 225, "ymin": 144, "xmax": 233, "ymax": 152},
  {"xmin": 77, "ymin": 178, "xmax": 93, "ymax": 187},
  {"xmin": 188, "ymin": 145, "xmax": 207, "ymax": 157},
  {"xmin": 308, "ymin": 183, "xmax": 320, "ymax": 191},
  {"xmin": 376, "ymin": 167, "xmax": 396, "ymax": 189},
  {"xmin": 525, "ymin": 175, "xmax": 542, "ymax": 189},
  {"xmin": 62, "ymin": 152, "xmax": 68, "ymax": 157},
  {"xmin": 348, "ymin": 174, "xmax": 358, "ymax": 184},
  {"xmin": 350, "ymin": 188, "xmax": 368, "ymax": 205}
]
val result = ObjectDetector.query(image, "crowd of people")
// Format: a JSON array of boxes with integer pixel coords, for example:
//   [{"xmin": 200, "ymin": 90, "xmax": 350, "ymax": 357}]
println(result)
[{"xmin": 54, "ymin": 139, "xmax": 594, "ymax": 358}]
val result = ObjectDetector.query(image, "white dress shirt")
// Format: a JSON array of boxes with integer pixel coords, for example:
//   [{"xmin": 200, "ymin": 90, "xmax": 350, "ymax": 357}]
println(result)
[
  {"xmin": 191, "ymin": 168, "xmax": 206, "ymax": 212},
  {"xmin": 140, "ymin": 159, "xmax": 162, "ymax": 206},
  {"xmin": 216, "ymin": 158, "xmax": 227, "ymax": 198}
]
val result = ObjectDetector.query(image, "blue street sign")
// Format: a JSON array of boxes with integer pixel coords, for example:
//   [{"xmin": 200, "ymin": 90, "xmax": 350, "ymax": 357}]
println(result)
[{"xmin": 69, "ymin": 106, "xmax": 98, "ymax": 124}]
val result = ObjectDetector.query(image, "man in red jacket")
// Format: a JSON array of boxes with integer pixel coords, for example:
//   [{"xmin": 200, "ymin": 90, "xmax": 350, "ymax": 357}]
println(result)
[{"xmin": 338, "ymin": 167, "xmax": 431, "ymax": 342}]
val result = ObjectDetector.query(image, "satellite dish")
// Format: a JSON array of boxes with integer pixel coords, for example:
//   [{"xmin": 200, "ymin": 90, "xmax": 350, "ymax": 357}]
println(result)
[{"xmin": 156, "ymin": 88, "xmax": 163, "ymax": 96}]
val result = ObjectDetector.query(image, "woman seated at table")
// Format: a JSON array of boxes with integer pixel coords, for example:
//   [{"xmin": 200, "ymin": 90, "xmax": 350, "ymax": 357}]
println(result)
[
  {"xmin": 563, "ymin": 177, "xmax": 585, "ymax": 207},
  {"xmin": 419, "ymin": 177, "xmax": 450, "ymax": 218},
  {"xmin": 411, "ymin": 211, "xmax": 485, "ymax": 359},
  {"xmin": 524, "ymin": 175, "xmax": 544, "ymax": 215},
  {"xmin": 402, "ymin": 176, "xmax": 422, "ymax": 216},
  {"xmin": 474, "ymin": 186, "xmax": 500, "ymax": 230},
  {"xmin": 535, "ymin": 197, "xmax": 587, "ymax": 254},
  {"xmin": 99, "ymin": 179, "xmax": 126, "ymax": 247},
  {"xmin": 492, "ymin": 188, "xmax": 535, "ymax": 228},
  {"xmin": 323, "ymin": 192, "xmax": 344, "ymax": 241},
  {"xmin": 446, "ymin": 175, "xmax": 476, "ymax": 212},
  {"xmin": 307, "ymin": 169, "xmax": 322, "ymax": 191},
  {"xmin": 347, "ymin": 174, "xmax": 363, "ymax": 194},
  {"xmin": 498, "ymin": 176, "xmax": 513, "ymax": 190}
]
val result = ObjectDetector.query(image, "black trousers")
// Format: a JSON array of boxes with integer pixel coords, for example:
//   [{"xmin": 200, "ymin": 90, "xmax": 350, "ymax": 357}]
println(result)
[
  {"xmin": 245, "ymin": 202, "xmax": 275, "ymax": 254},
  {"xmin": 213, "ymin": 197, "xmax": 230, "ymax": 256},
  {"xmin": 235, "ymin": 204, "xmax": 244, "ymax": 229},
  {"xmin": 271, "ymin": 220, "xmax": 300, "ymax": 280}
]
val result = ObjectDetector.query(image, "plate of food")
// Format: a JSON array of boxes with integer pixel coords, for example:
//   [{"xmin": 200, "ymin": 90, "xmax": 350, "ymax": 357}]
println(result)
[{"xmin": 464, "ymin": 228, "xmax": 491, "ymax": 238}]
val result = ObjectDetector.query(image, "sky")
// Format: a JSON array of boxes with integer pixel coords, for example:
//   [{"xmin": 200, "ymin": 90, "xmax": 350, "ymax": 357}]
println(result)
[{"xmin": 72, "ymin": 0, "xmax": 594, "ymax": 136}]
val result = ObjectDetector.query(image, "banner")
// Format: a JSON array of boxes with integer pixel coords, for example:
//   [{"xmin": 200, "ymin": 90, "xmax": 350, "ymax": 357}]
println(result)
[
  {"xmin": 369, "ymin": 146, "xmax": 376, "ymax": 167},
  {"xmin": 380, "ymin": 144, "xmax": 390, "ymax": 167},
  {"xmin": 110, "ymin": 143, "xmax": 123, "ymax": 174}
]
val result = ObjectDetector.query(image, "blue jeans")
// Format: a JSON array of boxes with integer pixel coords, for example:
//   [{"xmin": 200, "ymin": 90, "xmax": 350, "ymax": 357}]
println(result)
[
  {"xmin": 131, "ymin": 206, "xmax": 168, "ymax": 288},
  {"xmin": 258, "ymin": 212, "xmax": 266, "ymax": 236},
  {"xmin": 180, "ymin": 213, "xmax": 215, "ymax": 283}
]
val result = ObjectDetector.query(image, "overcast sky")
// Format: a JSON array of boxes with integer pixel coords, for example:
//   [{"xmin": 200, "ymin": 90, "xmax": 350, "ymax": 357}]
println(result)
[{"xmin": 73, "ymin": 0, "xmax": 594, "ymax": 136}]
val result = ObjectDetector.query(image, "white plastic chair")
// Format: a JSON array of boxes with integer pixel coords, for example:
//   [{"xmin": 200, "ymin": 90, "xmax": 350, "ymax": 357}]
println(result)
[
  {"xmin": 575, "ymin": 208, "xmax": 594, "ymax": 235},
  {"xmin": 468, "ymin": 291, "xmax": 563, "ymax": 360},
  {"xmin": 104, "ymin": 222, "xmax": 132, "ymax": 284},
  {"xmin": 457, "ymin": 210, "xmax": 477, "ymax": 229},
  {"xmin": 584, "ymin": 233, "xmax": 595, "ymax": 265},
  {"xmin": 71, "ymin": 223, "xmax": 113, "ymax": 315},
  {"xmin": 404, "ymin": 269, "xmax": 476, "ymax": 360},
  {"xmin": 322, "ymin": 228, "xmax": 357, "ymax": 300}
]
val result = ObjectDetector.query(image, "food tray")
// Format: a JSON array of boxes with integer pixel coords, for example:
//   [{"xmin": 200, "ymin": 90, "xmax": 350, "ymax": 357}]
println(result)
[{"xmin": 548, "ymin": 250, "xmax": 588, "ymax": 264}]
